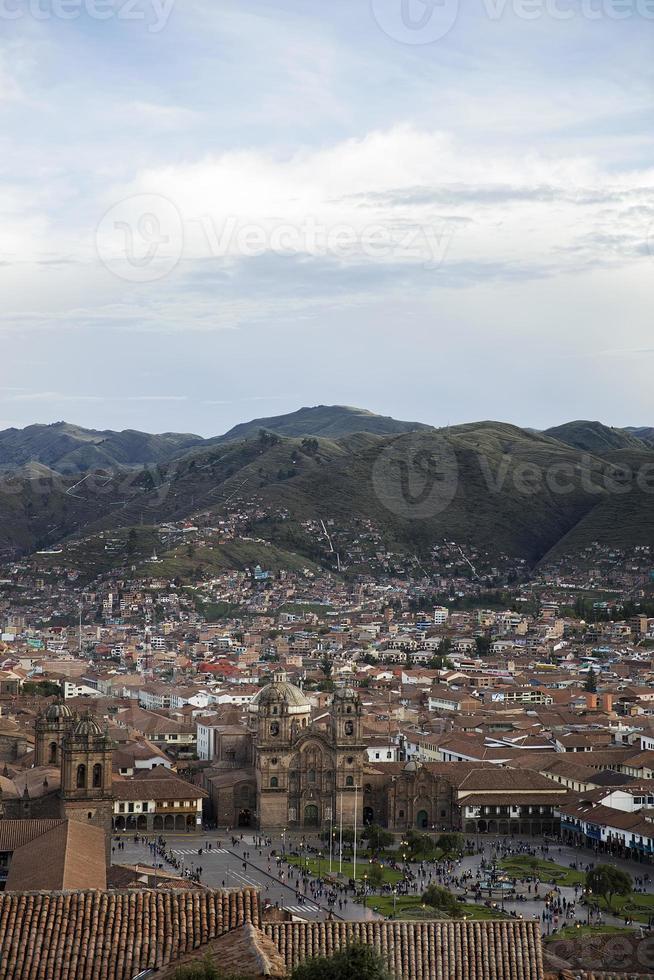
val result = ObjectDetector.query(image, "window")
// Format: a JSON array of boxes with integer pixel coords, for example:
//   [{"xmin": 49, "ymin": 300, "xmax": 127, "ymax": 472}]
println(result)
[
  {"xmin": 308, "ymin": 769, "xmax": 316, "ymax": 783},
  {"xmin": 270, "ymin": 777, "xmax": 278, "ymax": 788},
  {"xmin": 399, "ymin": 809, "xmax": 404, "ymax": 818},
  {"xmin": 386, "ymin": 751, "xmax": 392, "ymax": 759},
  {"xmin": 271, "ymin": 758, "xmax": 278, "ymax": 765},
  {"xmin": 347, "ymin": 757, "xmax": 354, "ymax": 764},
  {"xmin": 270, "ymin": 722, "xmax": 279, "ymax": 737},
  {"xmin": 346, "ymin": 776, "xmax": 354, "ymax": 786},
  {"xmin": 92, "ymin": 763, "xmax": 102, "ymax": 788},
  {"xmin": 49, "ymin": 742, "xmax": 58, "ymax": 764},
  {"xmin": 76, "ymin": 764, "xmax": 86, "ymax": 789}
]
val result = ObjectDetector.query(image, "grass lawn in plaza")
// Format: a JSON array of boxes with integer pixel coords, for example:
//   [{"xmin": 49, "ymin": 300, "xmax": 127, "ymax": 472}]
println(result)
[
  {"xmin": 286, "ymin": 855, "xmax": 404, "ymax": 884},
  {"xmin": 368, "ymin": 895, "xmax": 511, "ymax": 920},
  {"xmin": 547, "ymin": 924, "xmax": 638, "ymax": 940},
  {"xmin": 594, "ymin": 891, "xmax": 654, "ymax": 924},
  {"xmin": 499, "ymin": 856, "xmax": 586, "ymax": 887}
]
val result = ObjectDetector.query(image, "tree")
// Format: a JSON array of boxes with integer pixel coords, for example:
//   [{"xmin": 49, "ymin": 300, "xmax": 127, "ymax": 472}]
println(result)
[
  {"xmin": 405, "ymin": 831, "xmax": 437, "ymax": 860},
  {"xmin": 290, "ymin": 944, "xmax": 390, "ymax": 980},
  {"xmin": 366, "ymin": 863, "xmax": 385, "ymax": 889},
  {"xmin": 436, "ymin": 833, "xmax": 464, "ymax": 859},
  {"xmin": 586, "ymin": 865, "xmax": 632, "ymax": 910},
  {"xmin": 475, "ymin": 635, "xmax": 492, "ymax": 658},
  {"xmin": 421, "ymin": 884, "xmax": 461, "ymax": 917},
  {"xmin": 363, "ymin": 824, "xmax": 393, "ymax": 855},
  {"xmin": 585, "ymin": 666, "xmax": 598, "ymax": 692}
]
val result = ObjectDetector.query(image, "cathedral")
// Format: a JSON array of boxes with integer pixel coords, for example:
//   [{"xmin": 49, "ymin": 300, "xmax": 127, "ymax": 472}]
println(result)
[
  {"xmin": 205, "ymin": 672, "xmax": 458, "ymax": 833},
  {"xmin": 1, "ymin": 702, "xmax": 114, "ymax": 855}
]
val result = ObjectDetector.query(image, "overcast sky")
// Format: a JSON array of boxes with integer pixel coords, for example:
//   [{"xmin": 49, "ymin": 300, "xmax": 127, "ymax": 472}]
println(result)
[{"xmin": 1, "ymin": 0, "xmax": 653, "ymax": 436}]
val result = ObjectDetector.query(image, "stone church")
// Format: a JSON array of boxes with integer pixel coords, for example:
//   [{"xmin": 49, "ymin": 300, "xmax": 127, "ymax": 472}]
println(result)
[
  {"xmin": 205, "ymin": 672, "xmax": 458, "ymax": 833},
  {"xmin": 1, "ymin": 702, "xmax": 114, "ymax": 851}
]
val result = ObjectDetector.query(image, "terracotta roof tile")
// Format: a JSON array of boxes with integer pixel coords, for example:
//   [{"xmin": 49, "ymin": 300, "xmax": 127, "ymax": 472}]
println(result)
[
  {"xmin": 0, "ymin": 887, "xmax": 259, "ymax": 979},
  {"xmin": 263, "ymin": 919, "xmax": 544, "ymax": 980}
]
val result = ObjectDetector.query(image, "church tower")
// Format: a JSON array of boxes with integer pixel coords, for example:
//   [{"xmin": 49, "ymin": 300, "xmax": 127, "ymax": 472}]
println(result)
[
  {"xmin": 60, "ymin": 712, "xmax": 113, "ymax": 853},
  {"xmin": 34, "ymin": 701, "xmax": 74, "ymax": 767},
  {"xmin": 330, "ymin": 688, "xmax": 365, "ymax": 826}
]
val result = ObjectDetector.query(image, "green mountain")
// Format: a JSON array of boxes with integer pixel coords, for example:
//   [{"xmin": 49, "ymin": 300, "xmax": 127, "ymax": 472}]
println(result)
[
  {"xmin": 626, "ymin": 426, "xmax": 654, "ymax": 447},
  {"xmin": 210, "ymin": 405, "xmax": 432, "ymax": 444},
  {"xmin": 0, "ymin": 407, "xmax": 429, "ymax": 475},
  {"xmin": 544, "ymin": 420, "xmax": 646, "ymax": 452},
  {"xmin": 0, "ymin": 422, "xmax": 204, "ymax": 473},
  {"xmin": 3, "ymin": 411, "xmax": 654, "ymax": 570}
]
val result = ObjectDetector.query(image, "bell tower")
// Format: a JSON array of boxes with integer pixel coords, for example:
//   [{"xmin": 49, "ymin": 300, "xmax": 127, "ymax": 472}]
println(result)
[
  {"xmin": 330, "ymin": 687, "xmax": 363, "ymax": 745},
  {"xmin": 60, "ymin": 712, "xmax": 113, "ymax": 854},
  {"xmin": 34, "ymin": 701, "xmax": 74, "ymax": 767}
]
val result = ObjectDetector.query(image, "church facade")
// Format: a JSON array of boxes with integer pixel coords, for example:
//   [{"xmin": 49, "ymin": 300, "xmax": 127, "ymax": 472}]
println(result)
[
  {"xmin": 1, "ymin": 702, "xmax": 115, "ymax": 856},
  {"xmin": 205, "ymin": 673, "xmax": 459, "ymax": 833}
]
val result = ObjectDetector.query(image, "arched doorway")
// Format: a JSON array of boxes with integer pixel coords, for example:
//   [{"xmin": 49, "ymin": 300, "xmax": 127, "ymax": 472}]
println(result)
[
  {"xmin": 114, "ymin": 816, "xmax": 125, "ymax": 832},
  {"xmin": 186, "ymin": 815, "xmax": 196, "ymax": 829},
  {"xmin": 477, "ymin": 820, "xmax": 487, "ymax": 833},
  {"xmin": 416, "ymin": 809, "xmax": 429, "ymax": 829},
  {"xmin": 363, "ymin": 807, "xmax": 374, "ymax": 826},
  {"xmin": 153, "ymin": 815, "xmax": 163, "ymax": 830},
  {"xmin": 164, "ymin": 815, "xmax": 174, "ymax": 831},
  {"xmin": 304, "ymin": 804, "xmax": 319, "ymax": 827},
  {"xmin": 238, "ymin": 809, "xmax": 252, "ymax": 828},
  {"xmin": 175, "ymin": 815, "xmax": 186, "ymax": 831},
  {"xmin": 137, "ymin": 815, "xmax": 147, "ymax": 831}
]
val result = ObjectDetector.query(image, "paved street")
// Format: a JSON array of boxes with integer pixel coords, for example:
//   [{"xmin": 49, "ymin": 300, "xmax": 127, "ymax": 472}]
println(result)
[
  {"xmin": 113, "ymin": 831, "xmax": 654, "ymax": 932},
  {"xmin": 114, "ymin": 831, "xmax": 378, "ymax": 921}
]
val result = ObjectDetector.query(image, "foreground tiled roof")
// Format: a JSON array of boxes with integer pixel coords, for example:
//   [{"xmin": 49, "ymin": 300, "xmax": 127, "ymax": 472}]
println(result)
[
  {"xmin": 5, "ymin": 820, "xmax": 106, "ymax": 893},
  {"xmin": 263, "ymin": 920, "xmax": 544, "ymax": 980},
  {"xmin": 0, "ymin": 887, "xmax": 259, "ymax": 980},
  {"xmin": 0, "ymin": 819, "xmax": 64, "ymax": 852}
]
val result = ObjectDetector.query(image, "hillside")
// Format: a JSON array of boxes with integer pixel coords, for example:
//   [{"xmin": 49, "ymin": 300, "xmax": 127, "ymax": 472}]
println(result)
[
  {"xmin": 0, "ymin": 423, "xmax": 203, "ymax": 473},
  {"xmin": 3, "ymin": 415, "xmax": 654, "ymax": 570},
  {"xmin": 210, "ymin": 405, "xmax": 432, "ymax": 444},
  {"xmin": 544, "ymin": 420, "xmax": 646, "ymax": 452},
  {"xmin": 627, "ymin": 426, "xmax": 654, "ymax": 447}
]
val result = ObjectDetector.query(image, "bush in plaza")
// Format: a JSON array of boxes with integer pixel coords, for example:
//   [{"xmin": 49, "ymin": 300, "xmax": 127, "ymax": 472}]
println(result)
[
  {"xmin": 363, "ymin": 824, "xmax": 394, "ymax": 855},
  {"xmin": 435, "ymin": 833, "xmax": 464, "ymax": 859},
  {"xmin": 422, "ymin": 884, "xmax": 461, "ymax": 917}
]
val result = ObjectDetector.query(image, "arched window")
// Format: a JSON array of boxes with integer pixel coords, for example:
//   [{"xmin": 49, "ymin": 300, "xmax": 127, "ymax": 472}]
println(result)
[
  {"xmin": 49, "ymin": 742, "xmax": 57, "ymax": 764},
  {"xmin": 270, "ymin": 776, "xmax": 278, "ymax": 788},
  {"xmin": 345, "ymin": 776, "xmax": 354, "ymax": 786},
  {"xmin": 92, "ymin": 763, "xmax": 102, "ymax": 788},
  {"xmin": 308, "ymin": 769, "xmax": 316, "ymax": 783},
  {"xmin": 76, "ymin": 764, "xmax": 86, "ymax": 789}
]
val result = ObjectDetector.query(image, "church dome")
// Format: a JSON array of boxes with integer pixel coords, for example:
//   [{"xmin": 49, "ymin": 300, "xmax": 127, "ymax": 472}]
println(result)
[
  {"xmin": 45, "ymin": 701, "xmax": 72, "ymax": 722},
  {"xmin": 332, "ymin": 686, "xmax": 357, "ymax": 702},
  {"xmin": 249, "ymin": 671, "xmax": 309, "ymax": 715},
  {"xmin": 73, "ymin": 714, "xmax": 103, "ymax": 737}
]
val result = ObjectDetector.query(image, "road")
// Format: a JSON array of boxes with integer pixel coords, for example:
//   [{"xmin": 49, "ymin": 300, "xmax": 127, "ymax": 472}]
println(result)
[{"xmin": 113, "ymin": 831, "xmax": 654, "ymax": 931}]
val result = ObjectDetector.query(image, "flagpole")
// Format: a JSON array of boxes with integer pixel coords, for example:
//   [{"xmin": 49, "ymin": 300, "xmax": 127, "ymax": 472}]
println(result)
[
  {"xmin": 329, "ymin": 795, "xmax": 333, "ymax": 873},
  {"xmin": 339, "ymin": 789, "xmax": 343, "ymax": 875},
  {"xmin": 353, "ymin": 783, "xmax": 358, "ymax": 884}
]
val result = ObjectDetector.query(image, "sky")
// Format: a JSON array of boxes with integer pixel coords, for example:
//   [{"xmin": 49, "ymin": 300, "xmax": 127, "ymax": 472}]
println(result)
[{"xmin": 1, "ymin": 0, "xmax": 653, "ymax": 437}]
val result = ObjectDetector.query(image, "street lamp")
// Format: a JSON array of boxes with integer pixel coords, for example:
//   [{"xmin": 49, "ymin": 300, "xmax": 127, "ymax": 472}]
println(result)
[
  {"xmin": 282, "ymin": 828, "xmax": 286, "ymax": 857},
  {"xmin": 363, "ymin": 873, "xmax": 368, "ymax": 908},
  {"xmin": 392, "ymin": 887, "xmax": 397, "ymax": 916},
  {"xmin": 318, "ymin": 851, "xmax": 323, "ymax": 879}
]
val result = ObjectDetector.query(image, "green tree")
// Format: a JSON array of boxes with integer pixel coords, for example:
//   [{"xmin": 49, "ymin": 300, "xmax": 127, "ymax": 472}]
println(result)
[
  {"xmin": 366, "ymin": 863, "xmax": 385, "ymax": 889},
  {"xmin": 405, "ymin": 831, "xmax": 437, "ymax": 860},
  {"xmin": 436, "ymin": 832, "xmax": 464, "ymax": 859},
  {"xmin": 584, "ymin": 667, "xmax": 598, "ymax": 692},
  {"xmin": 475, "ymin": 635, "xmax": 492, "ymax": 658},
  {"xmin": 290, "ymin": 944, "xmax": 390, "ymax": 980},
  {"xmin": 363, "ymin": 824, "xmax": 393, "ymax": 855},
  {"xmin": 421, "ymin": 884, "xmax": 461, "ymax": 917},
  {"xmin": 586, "ymin": 865, "xmax": 632, "ymax": 910}
]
